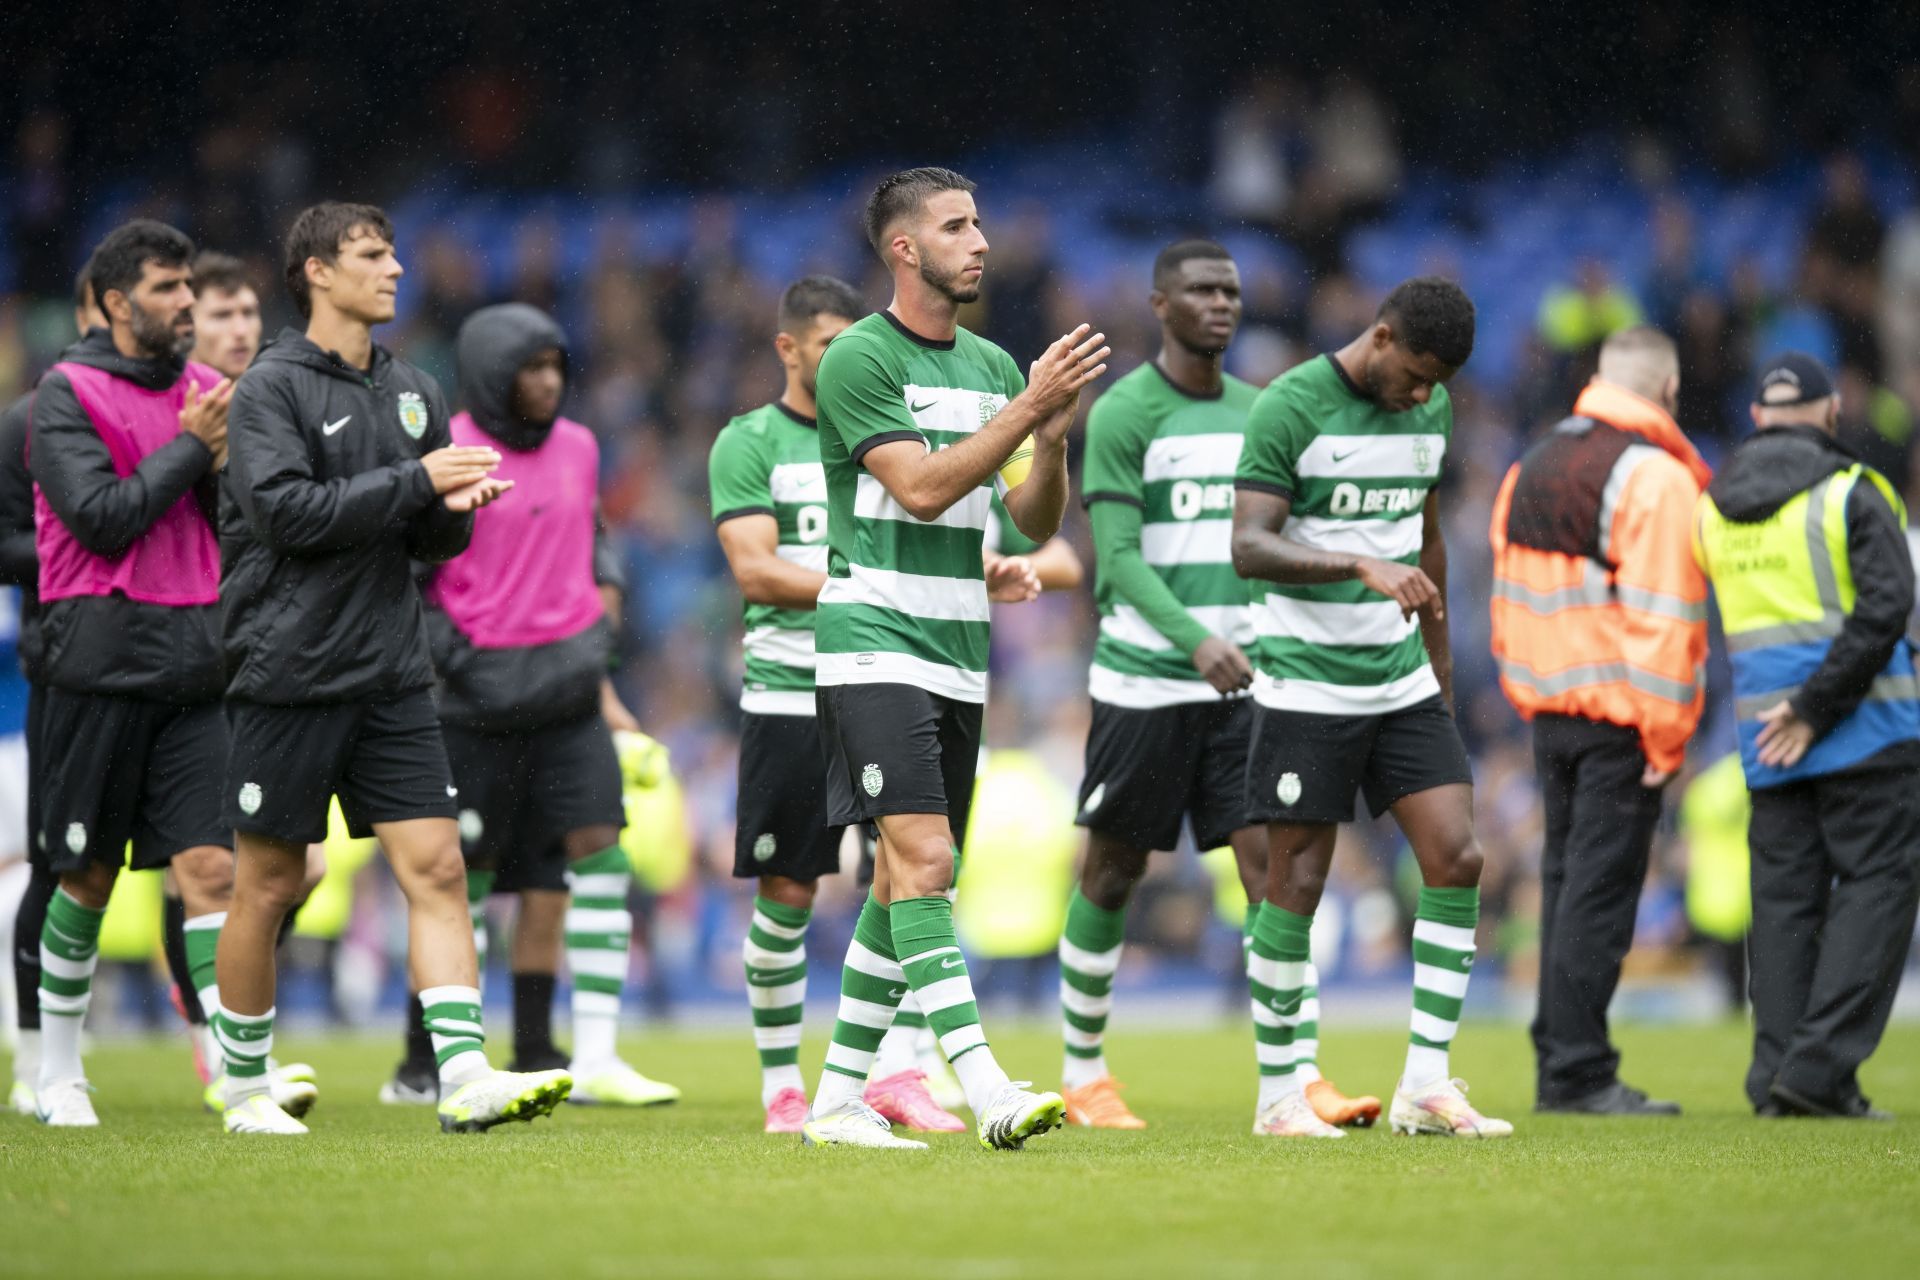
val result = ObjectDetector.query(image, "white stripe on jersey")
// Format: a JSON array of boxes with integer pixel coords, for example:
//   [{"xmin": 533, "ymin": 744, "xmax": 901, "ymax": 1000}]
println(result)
[
  {"xmin": 1295, "ymin": 433, "xmax": 1447, "ymax": 480},
  {"xmin": 1283, "ymin": 512, "xmax": 1424, "ymax": 562},
  {"xmin": 742, "ymin": 688, "xmax": 817, "ymax": 716},
  {"xmin": 815, "ymin": 650, "xmax": 986, "ymax": 703},
  {"xmin": 1088, "ymin": 665, "xmax": 1244, "ymax": 709},
  {"xmin": 743, "ymin": 626, "xmax": 819, "ymax": 668},
  {"xmin": 1139, "ymin": 519, "xmax": 1232, "ymax": 566},
  {"xmin": 1101, "ymin": 603, "xmax": 1252, "ymax": 652},
  {"xmin": 1251, "ymin": 666, "xmax": 1439, "ymax": 716},
  {"xmin": 774, "ymin": 543, "xmax": 829, "ymax": 572},
  {"xmin": 854, "ymin": 472, "xmax": 992, "ymax": 531},
  {"xmin": 903, "ymin": 384, "xmax": 1008, "ymax": 439},
  {"xmin": 1141, "ymin": 432, "xmax": 1244, "ymax": 483},
  {"xmin": 818, "ymin": 564, "xmax": 989, "ymax": 623},
  {"xmin": 768, "ymin": 462, "xmax": 827, "ymax": 504}
]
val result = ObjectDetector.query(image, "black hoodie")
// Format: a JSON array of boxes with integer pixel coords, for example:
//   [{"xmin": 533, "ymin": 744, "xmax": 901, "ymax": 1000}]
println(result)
[
  {"xmin": 221, "ymin": 328, "xmax": 473, "ymax": 705},
  {"xmin": 1707, "ymin": 424, "xmax": 1915, "ymax": 739},
  {"xmin": 0, "ymin": 388, "xmax": 43, "ymax": 682},
  {"xmin": 424, "ymin": 304, "xmax": 625, "ymax": 730},
  {"xmin": 28, "ymin": 330, "xmax": 223, "ymax": 702}
]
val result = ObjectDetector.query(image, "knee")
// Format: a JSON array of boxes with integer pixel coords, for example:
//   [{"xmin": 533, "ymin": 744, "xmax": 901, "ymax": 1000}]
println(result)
[
  {"xmin": 1081, "ymin": 844, "xmax": 1146, "ymax": 911},
  {"xmin": 173, "ymin": 846, "xmax": 237, "ymax": 906},
  {"xmin": 893, "ymin": 836, "xmax": 956, "ymax": 897},
  {"xmin": 1432, "ymin": 837, "xmax": 1484, "ymax": 888},
  {"xmin": 404, "ymin": 839, "xmax": 470, "ymax": 904},
  {"xmin": 1281, "ymin": 857, "xmax": 1329, "ymax": 909},
  {"xmin": 59, "ymin": 864, "xmax": 116, "ymax": 911}
]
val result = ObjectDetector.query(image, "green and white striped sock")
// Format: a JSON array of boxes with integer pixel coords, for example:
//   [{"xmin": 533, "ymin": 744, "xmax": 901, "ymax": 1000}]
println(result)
[
  {"xmin": 1242, "ymin": 899, "xmax": 1262, "ymax": 1079},
  {"xmin": 565, "ymin": 847, "xmax": 632, "ymax": 1072},
  {"xmin": 183, "ymin": 912, "xmax": 225, "ymax": 1021},
  {"xmin": 893, "ymin": 895, "xmax": 1008, "ymax": 1117},
  {"xmin": 1059, "ymin": 888, "xmax": 1125, "ymax": 1088},
  {"xmin": 871, "ymin": 988, "xmax": 923, "ymax": 1079},
  {"xmin": 466, "ymin": 869, "xmax": 495, "ymax": 974},
  {"xmin": 1406, "ymin": 886, "xmax": 1478, "ymax": 1087},
  {"xmin": 37, "ymin": 889, "xmax": 103, "ymax": 1085},
  {"xmin": 1295, "ymin": 962, "xmax": 1324, "ymax": 1085},
  {"xmin": 212, "ymin": 1005, "xmax": 275, "ymax": 1102},
  {"xmin": 743, "ymin": 895, "xmax": 809, "ymax": 1105},
  {"xmin": 813, "ymin": 894, "xmax": 906, "ymax": 1114},
  {"xmin": 1248, "ymin": 903, "xmax": 1312, "ymax": 1109},
  {"xmin": 421, "ymin": 984, "xmax": 490, "ymax": 1088}
]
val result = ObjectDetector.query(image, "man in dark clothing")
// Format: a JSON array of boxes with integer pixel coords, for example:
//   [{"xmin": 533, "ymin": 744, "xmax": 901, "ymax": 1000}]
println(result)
[
  {"xmin": 214, "ymin": 201, "xmax": 569, "ymax": 1136},
  {"xmin": 3, "ymin": 268, "xmax": 100, "ymax": 1117},
  {"xmin": 1695, "ymin": 352, "xmax": 1920, "ymax": 1119},
  {"xmin": 381, "ymin": 302, "xmax": 676, "ymax": 1108},
  {"xmin": 25, "ymin": 221, "xmax": 236, "ymax": 1127}
]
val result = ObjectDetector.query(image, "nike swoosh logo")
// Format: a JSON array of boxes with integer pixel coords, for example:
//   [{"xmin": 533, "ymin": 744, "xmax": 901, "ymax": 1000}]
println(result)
[
  {"xmin": 887, "ymin": 987, "xmax": 908, "ymax": 999},
  {"xmin": 322, "ymin": 416, "xmax": 351, "ymax": 436},
  {"xmin": 940, "ymin": 956, "xmax": 964, "ymax": 970},
  {"xmin": 446, "ymin": 785, "xmax": 459, "ymax": 797},
  {"xmin": 1330, "ymin": 447, "xmax": 1359, "ymax": 463},
  {"xmin": 910, "ymin": 399, "xmax": 938, "ymax": 413}
]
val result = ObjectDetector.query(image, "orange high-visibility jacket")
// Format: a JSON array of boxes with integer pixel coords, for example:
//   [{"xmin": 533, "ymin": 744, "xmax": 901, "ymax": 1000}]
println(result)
[{"xmin": 1489, "ymin": 382, "xmax": 1712, "ymax": 773}]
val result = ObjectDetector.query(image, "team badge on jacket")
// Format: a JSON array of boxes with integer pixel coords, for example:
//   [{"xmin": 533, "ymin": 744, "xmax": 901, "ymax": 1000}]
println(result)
[
  {"xmin": 398, "ymin": 391, "xmax": 428, "ymax": 439},
  {"xmin": 862, "ymin": 763, "xmax": 884, "ymax": 797}
]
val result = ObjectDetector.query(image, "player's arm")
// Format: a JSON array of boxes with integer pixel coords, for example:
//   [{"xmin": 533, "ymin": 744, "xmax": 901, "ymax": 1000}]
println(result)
[
  {"xmin": 231, "ymin": 376, "xmax": 493, "ymax": 556},
  {"xmin": 406, "ymin": 380, "xmax": 494, "ymax": 564},
  {"xmin": 716, "ymin": 516, "xmax": 826, "ymax": 610},
  {"xmin": 0, "ymin": 407, "xmax": 38, "ymax": 587},
  {"xmin": 28, "ymin": 370, "xmax": 220, "ymax": 557},
  {"xmin": 855, "ymin": 326, "xmax": 1107, "ymax": 523},
  {"xmin": 1094, "ymin": 500, "xmax": 1247, "ymax": 694},
  {"xmin": 1417, "ymin": 489, "xmax": 1453, "ymax": 709}
]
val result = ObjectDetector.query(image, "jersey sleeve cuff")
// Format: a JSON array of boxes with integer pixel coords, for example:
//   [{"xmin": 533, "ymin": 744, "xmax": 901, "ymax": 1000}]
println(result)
[
  {"xmin": 1081, "ymin": 490, "xmax": 1144, "ymax": 509},
  {"xmin": 851, "ymin": 430, "xmax": 927, "ymax": 466},
  {"xmin": 1234, "ymin": 479, "xmax": 1294, "ymax": 500},
  {"xmin": 713, "ymin": 505, "xmax": 775, "ymax": 526}
]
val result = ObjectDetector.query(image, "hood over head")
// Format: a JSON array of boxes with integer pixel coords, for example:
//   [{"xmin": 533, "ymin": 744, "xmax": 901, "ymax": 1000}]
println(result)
[
  {"xmin": 1706, "ymin": 424, "xmax": 1855, "ymax": 523},
  {"xmin": 456, "ymin": 304, "xmax": 569, "ymax": 450}
]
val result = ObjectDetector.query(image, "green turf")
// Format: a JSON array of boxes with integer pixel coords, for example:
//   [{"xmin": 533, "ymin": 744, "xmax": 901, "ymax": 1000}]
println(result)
[{"xmin": 3, "ymin": 1020, "xmax": 1918, "ymax": 1278}]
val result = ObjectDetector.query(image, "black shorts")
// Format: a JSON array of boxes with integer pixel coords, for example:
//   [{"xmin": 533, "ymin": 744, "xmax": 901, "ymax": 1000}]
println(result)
[
  {"xmin": 225, "ymin": 690, "xmax": 459, "ymax": 845},
  {"xmin": 1077, "ymin": 696, "xmax": 1254, "ymax": 852},
  {"xmin": 1245, "ymin": 695, "xmax": 1473, "ymax": 826},
  {"xmin": 443, "ymin": 714, "xmax": 625, "ymax": 884},
  {"xmin": 818, "ymin": 682, "xmax": 982, "ymax": 850},
  {"xmin": 733, "ymin": 711, "xmax": 844, "ymax": 882},
  {"xmin": 37, "ymin": 689, "xmax": 230, "ymax": 872}
]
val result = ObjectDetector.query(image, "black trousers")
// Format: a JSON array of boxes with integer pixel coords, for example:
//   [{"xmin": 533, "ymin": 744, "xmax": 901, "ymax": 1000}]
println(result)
[
  {"xmin": 1530, "ymin": 714, "xmax": 1665, "ymax": 1103},
  {"xmin": 1746, "ymin": 759, "xmax": 1920, "ymax": 1111}
]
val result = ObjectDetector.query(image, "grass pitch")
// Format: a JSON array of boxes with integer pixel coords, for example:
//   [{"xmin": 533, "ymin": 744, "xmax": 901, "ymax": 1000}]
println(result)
[{"xmin": 3, "ymin": 1020, "xmax": 1917, "ymax": 1278}]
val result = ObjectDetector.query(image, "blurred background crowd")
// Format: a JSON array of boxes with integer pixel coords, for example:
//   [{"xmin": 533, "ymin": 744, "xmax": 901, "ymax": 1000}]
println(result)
[{"xmin": 4, "ymin": 0, "xmax": 1918, "ymax": 1030}]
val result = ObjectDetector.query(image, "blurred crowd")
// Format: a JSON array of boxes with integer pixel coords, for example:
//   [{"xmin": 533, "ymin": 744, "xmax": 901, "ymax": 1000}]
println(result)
[{"xmin": 5, "ymin": 35, "xmax": 1920, "ymax": 1026}]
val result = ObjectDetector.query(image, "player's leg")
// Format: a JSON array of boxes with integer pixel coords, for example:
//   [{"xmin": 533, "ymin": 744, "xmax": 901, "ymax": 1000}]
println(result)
[
  {"xmin": 562, "ymin": 821, "xmax": 677, "ymax": 1105},
  {"xmin": 10, "ymin": 863, "xmax": 53, "ymax": 1114},
  {"xmin": 214, "ymin": 831, "xmax": 309, "ymax": 1133},
  {"xmin": 508, "ymin": 888, "xmax": 567, "ymax": 1071},
  {"xmin": 32, "ymin": 690, "xmax": 146, "ymax": 1125},
  {"xmin": 159, "ymin": 875, "xmax": 217, "ymax": 1086},
  {"xmin": 1382, "ymin": 767, "xmax": 1510, "ymax": 1139},
  {"xmin": 745, "ymin": 873, "xmax": 815, "ymax": 1131},
  {"xmin": 1247, "ymin": 821, "xmax": 1344, "ymax": 1137},
  {"xmin": 1057, "ymin": 831, "xmax": 1146, "ymax": 1122}
]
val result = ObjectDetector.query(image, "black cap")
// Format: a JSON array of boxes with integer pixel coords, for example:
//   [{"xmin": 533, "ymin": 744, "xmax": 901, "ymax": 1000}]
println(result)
[{"xmin": 1753, "ymin": 352, "xmax": 1835, "ymax": 406}]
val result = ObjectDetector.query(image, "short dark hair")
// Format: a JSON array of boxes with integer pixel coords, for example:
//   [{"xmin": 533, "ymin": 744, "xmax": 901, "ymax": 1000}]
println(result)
[
  {"xmin": 1152, "ymin": 240, "xmax": 1234, "ymax": 291},
  {"xmin": 778, "ymin": 275, "xmax": 865, "ymax": 333},
  {"xmin": 283, "ymin": 201, "xmax": 395, "ymax": 317},
  {"xmin": 862, "ymin": 167, "xmax": 976, "ymax": 257},
  {"xmin": 192, "ymin": 250, "xmax": 254, "ymax": 298},
  {"xmin": 1379, "ymin": 276, "xmax": 1475, "ymax": 369},
  {"xmin": 89, "ymin": 219, "xmax": 195, "ymax": 303}
]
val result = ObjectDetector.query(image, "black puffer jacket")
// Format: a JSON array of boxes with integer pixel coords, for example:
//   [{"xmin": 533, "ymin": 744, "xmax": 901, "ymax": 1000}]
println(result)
[
  {"xmin": 28, "ymin": 331, "xmax": 222, "ymax": 702},
  {"xmin": 0, "ymin": 389, "xmax": 41, "ymax": 682},
  {"xmin": 222, "ymin": 328, "xmax": 473, "ymax": 705}
]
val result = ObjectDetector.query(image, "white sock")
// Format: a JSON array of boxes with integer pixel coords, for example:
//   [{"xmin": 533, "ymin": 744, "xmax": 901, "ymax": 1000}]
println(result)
[
  {"xmin": 1295, "ymin": 1061, "xmax": 1323, "ymax": 1085},
  {"xmin": 14, "ymin": 1027, "xmax": 40, "ymax": 1087},
  {"xmin": 1062, "ymin": 1051, "xmax": 1109, "ymax": 1090},
  {"xmin": 872, "ymin": 1022, "xmax": 919, "ymax": 1080},
  {"xmin": 1402, "ymin": 1044, "xmax": 1449, "ymax": 1089},
  {"xmin": 1258, "ymin": 1071, "xmax": 1303, "ymax": 1111},
  {"xmin": 760, "ymin": 1063, "xmax": 804, "ymax": 1107},
  {"xmin": 39, "ymin": 1014, "xmax": 84, "ymax": 1088},
  {"xmin": 951, "ymin": 1045, "xmax": 1012, "ymax": 1117},
  {"xmin": 811, "ymin": 1068, "xmax": 868, "ymax": 1117}
]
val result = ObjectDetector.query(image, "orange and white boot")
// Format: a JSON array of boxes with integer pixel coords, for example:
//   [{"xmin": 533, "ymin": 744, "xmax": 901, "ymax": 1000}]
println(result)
[
  {"xmin": 1306, "ymin": 1078, "xmax": 1382, "ymax": 1128},
  {"xmin": 1062, "ymin": 1076, "xmax": 1147, "ymax": 1130}
]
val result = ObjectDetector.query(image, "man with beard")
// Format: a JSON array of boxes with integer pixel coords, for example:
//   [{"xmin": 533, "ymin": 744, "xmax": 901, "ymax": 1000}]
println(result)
[
  {"xmin": 1059, "ymin": 240, "xmax": 1378, "ymax": 1131},
  {"xmin": 800, "ymin": 166, "xmax": 1108, "ymax": 1150},
  {"xmin": 215, "ymin": 202, "xmax": 564, "ymax": 1136},
  {"xmin": 3, "ymin": 266, "xmax": 101, "ymax": 1117},
  {"xmin": 25, "ymin": 221, "xmax": 241, "ymax": 1127}
]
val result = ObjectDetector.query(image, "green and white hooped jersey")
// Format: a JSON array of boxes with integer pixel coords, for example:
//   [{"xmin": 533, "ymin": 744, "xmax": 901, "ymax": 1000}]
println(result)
[
  {"xmin": 1083, "ymin": 363, "xmax": 1261, "ymax": 708},
  {"xmin": 1235, "ymin": 354, "xmax": 1450, "ymax": 716},
  {"xmin": 708, "ymin": 402, "xmax": 830, "ymax": 715},
  {"xmin": 814, "ymin": 311, "xmax": 1027, "ymax": 705}
]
